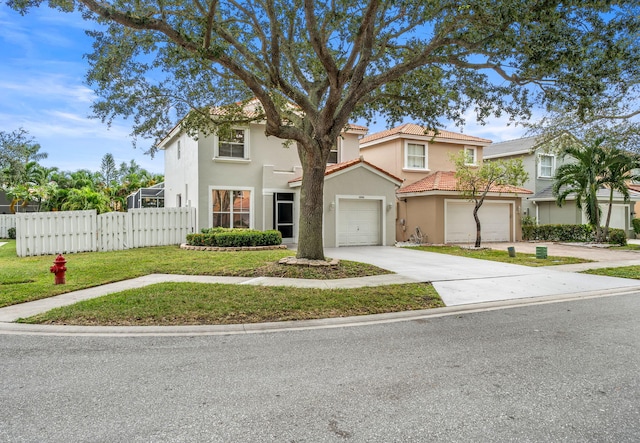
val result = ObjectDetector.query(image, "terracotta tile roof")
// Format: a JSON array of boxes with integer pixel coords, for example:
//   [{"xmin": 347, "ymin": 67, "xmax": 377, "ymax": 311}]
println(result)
[
  {"xmin": 397, "ymin": 171, "xmax": 533, "ymax": 195},
  {"xmin": 289, "ymin": 157, "xmax": 402, "ymax": 184},
  {"xmin": 360, "ymin": 123, "xmax": 492, "ymax": 145}
]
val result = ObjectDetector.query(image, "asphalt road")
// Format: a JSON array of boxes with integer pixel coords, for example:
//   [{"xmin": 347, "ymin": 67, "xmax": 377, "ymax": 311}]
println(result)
[{"xmin": 1, "ymin": 293, "xmax": 639, "ymax": 442}]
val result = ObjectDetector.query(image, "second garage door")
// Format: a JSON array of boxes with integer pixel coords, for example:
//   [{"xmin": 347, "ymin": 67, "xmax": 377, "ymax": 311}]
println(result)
[
  {"xmin": 446, "ymin": 201, "xmax": 512, "ymax": 243},
  {"xmin": 337, "ymin": 199, "xmax": 381, "ymax": 246}
]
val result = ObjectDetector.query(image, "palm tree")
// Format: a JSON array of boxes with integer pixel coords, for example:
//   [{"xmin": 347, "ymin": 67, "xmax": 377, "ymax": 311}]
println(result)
[
  {"xmin": 553, "ymin": 138, "xmax": 608, "ymax": 242},
  {"xmin": 553, "ymin": 137, "xmax": 639, "ymax": 242},
  {"xmin": 599, "ymin": 149, "xmax": 640, "ymax": 239}
]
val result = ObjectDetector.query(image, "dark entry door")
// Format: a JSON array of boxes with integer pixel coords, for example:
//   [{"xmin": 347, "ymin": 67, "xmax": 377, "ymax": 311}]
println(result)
[{"xmin": 274, "ymin": 193, "xmax": 294, "ymax": 240}]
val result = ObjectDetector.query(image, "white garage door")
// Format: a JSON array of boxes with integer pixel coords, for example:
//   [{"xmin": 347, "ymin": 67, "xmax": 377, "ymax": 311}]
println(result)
[
  {"xmin": 337, "ymin": 199, "xmax": 381, "ymax": 246},
  {"xmin": 597, "ymin": 204, "xmax": 626, "ymax": 230},
  {"xmin": 446, "ymin": 201, "xmax": 511, "ymax": 243}
]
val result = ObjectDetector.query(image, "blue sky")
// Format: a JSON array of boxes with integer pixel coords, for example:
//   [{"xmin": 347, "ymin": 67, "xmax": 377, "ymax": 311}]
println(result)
[{"xmin": 0, "ymin": 4, "xmax": 529, "ymax": 176}]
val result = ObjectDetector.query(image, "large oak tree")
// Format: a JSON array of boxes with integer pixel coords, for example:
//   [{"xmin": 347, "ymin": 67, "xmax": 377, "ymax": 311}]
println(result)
[{"xmin": 10, "ymin": 0, "xmax": 639, "ymax": 259}]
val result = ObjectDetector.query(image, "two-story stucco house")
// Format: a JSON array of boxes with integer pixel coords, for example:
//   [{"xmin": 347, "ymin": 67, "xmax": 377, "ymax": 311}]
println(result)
[
  {"xmin": 360, "ymin": 123, "xmax": 532, "ymax": 244},
  {"xmin": 158, "ymin": 103, "xmax": 402, "ymax": 247},
  {"xmin": 484, "ymin": 135, "xmax": 639, "ymax": 235}
]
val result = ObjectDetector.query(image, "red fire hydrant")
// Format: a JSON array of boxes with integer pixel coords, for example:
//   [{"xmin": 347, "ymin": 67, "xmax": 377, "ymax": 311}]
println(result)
[{"xmin": 50, "ymin": 254, "xmax": 67, "ymax": 285}]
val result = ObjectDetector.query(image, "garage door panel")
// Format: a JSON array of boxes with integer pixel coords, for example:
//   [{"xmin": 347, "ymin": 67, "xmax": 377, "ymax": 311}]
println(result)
[
  {"xmin": 598, "ymin": 204, "xmax": 626, "ymax": 230},
  {"xmin": 446, "ymin": 202, "xmax": 511, "ymax": 243},
  {"xmin": 338, "ymin": 200, "xmax": 381, "ymax": 246}
]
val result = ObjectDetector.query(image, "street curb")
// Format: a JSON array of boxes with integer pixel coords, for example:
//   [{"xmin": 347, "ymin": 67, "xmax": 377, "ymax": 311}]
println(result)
[{"xmin": 2, "ymin": 285, "xmax": 639, "ymax": 337}]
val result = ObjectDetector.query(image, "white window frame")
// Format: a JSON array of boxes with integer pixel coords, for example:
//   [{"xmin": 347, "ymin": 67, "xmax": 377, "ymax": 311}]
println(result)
[
  {"xmin": 404, "ymin": 141, "xmax": 428, "ymax": 171},
  {"xmin": 538, "ymin": 154, "xmax": 555, "ymax": 178},
  {"xmin": 209, "ymin": 186, "xmax": 254, "ymax": 229},
  {"xmin": 328, "ymin": 138, "xmax": 340, "ymax": 164},
  {"xmin": 213, "ymin": 127, "xmax": 250, "ymax": 162},
  {"xmin": 464, "ymin": 146, "xmax": 477, "ymax": 166}
]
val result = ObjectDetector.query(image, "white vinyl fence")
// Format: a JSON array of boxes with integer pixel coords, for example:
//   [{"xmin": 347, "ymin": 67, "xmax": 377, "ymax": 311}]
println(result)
[
  {"xmin": 15, "ymin": 208, "xmax": 196, "ymax": 257},
  {"xmin": 0, "ymin": 214, "xmax": 16, "ymax": 238}
]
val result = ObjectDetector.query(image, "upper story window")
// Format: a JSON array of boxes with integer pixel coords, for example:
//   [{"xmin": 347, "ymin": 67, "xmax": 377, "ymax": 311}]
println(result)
[
  {"xmin": 538, "ymin": 154, "xmax": 555, "ymax": 178},
  {"xmin": 405, "ymin": 142, "xmax": 428, "ymax": 170},
  {"xmin": 177, "ymin": 140, "xmax": 181, "ymax": 160},
  {"xmin": 464, "ymin": 147, "xmax": 477, "ymax": 165},
  {"xmin": 328, "ymin": 142, "xmax": 339, "ymax": 164},
  {"xmin": 215, "ymin": 128, "xmax": 249, "ymax": 160}
]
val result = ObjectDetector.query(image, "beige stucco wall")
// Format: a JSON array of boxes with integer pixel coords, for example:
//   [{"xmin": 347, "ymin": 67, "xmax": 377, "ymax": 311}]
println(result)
[
  {"xmin": 361, "ymin": 138, "xmax": 485, "ymax": 187},
  {"xmin": 339, "ymin": 132, "xmax": 363, "ymax": 162},
  {"xmin": 322, "ymin": 166, "xmax": 399, "ymax": 247}
]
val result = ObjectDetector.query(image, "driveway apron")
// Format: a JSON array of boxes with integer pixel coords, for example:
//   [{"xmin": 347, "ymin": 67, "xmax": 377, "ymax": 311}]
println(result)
[{"xmin": 324, "ymin": 246, "xmax": 640, "ymax": 306}]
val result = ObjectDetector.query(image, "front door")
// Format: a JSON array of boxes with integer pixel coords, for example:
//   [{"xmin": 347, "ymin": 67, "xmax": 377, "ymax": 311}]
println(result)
[{"xmin": 274, "ymin": 193, "xmax": 294, "ymax": 241}]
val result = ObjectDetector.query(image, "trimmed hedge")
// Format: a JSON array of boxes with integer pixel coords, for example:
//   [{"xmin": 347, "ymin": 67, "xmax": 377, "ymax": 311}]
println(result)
[
  {"xmin": 632, "ymin": 218, "xmax": 640, "ymax": 235},
  {"xmin": 8, "ymin": 227, "xmax": 16, "ymax": 239},
  {"xmin": 522, "ymin": 223, "xmax": 627, "ymax": 246},
  {"xmin": 186, "ymin": 228, "xmax": 282, "ymax": 247}
]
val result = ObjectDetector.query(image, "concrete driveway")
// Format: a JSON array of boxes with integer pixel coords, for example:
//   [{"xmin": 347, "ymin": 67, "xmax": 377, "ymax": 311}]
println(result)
[{"xmin": 325, "ymin": 246, "xmax": 640, "ymax": 306}]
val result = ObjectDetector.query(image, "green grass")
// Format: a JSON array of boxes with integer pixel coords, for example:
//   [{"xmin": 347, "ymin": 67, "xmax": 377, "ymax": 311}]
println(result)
[
  {"xmin": 0, "ymin": 240, "xmax": 390, "ymax": 309},
  {"xmin": 405, "ymin": 245, "xmax": 591, "ymax": 267},
  {"xmin": 583, "ymin": 266, "xmax": 640, "ymax": 279},
  {"xmin": 609, "ymin": 244, "xmax": 640, "ymax": 251},
  {"xmin": 20, "ymin": 282, "xmax": 442, "ymax": 326}
]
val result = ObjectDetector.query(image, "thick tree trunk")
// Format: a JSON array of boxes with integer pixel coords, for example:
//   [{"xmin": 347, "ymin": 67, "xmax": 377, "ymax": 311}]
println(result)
[{"xmin": 296, "ymin": 143, "xmax": 327, "ymax": 260}]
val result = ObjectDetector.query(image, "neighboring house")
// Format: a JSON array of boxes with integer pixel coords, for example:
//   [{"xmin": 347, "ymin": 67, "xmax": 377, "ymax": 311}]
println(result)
[
  {"xmin": 159, "ymin": 102, "xmax": 402, "ymax": 246},
  {"xmin": 126, "ymin": 183, "xmax": 165, "ymax": 209},
  {"xmin": 484, "ymin": 135, "xmax": 640, "ymax": 236},
  {"xmin": 360, "ymin": 123, "xmax": 532, "ymax": 244},
  {"xmin": 628, "ymin": 181, "xmax": 640, "ymax": 224},
  {"xmin": 0, "ymin": 190, "xmax": 38, "ymax": 214}
]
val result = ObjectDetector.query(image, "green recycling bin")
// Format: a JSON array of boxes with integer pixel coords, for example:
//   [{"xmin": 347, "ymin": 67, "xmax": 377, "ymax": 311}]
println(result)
[{"xmin": 536, "ymin": 246, "xmax": 547, "ymax": 259}]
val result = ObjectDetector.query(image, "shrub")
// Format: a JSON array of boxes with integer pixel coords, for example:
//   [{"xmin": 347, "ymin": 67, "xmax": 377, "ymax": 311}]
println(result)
[
  {"xmin": 607, "ymin": 228, "xmax": 627, "ymax": 246},
  {"xmin": 632, "ymin": 218, "xmax": 640, "ymax": 235},
  {"xmin": 527, "ymin": 224, "xmax": 594, "ymax": 242},
  {"xmin": 521, "ymin": 223, "xmax": 629, "ymax": 245},
  {"xmin": 186, "ymin": 228, "xmax": 282, "ymax": 247},
  {"xmin": 521, "ymin": 215, "xmax": 537, "ymax": 241},
  {"xmin": 8, "ymin": 227, "xmax": 16, "ymax": 239}
]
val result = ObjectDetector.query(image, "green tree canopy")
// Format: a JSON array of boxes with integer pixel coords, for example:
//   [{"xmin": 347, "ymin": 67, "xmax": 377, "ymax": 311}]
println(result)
[
  {"xmin": 0, "ymin": 128, "xmax": 48, "ymax": 188},
  {"xmin": 9, "ymin": 0, "xmax": 639, "ymax": 258},
  {"xmin": 453, "ymin": 152, "xmax": 528, "ymax": 247}
]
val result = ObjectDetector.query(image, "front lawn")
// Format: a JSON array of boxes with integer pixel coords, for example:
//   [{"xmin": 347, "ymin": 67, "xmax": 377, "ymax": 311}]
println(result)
[
  {"xmin": 20, "ymin": 282, "xmax": 442, "ymax": 326},
  {"xmin": 406, "ymin": 245, "xmax": 591, "ymax": 266},
  {"xmin": 583, "ymin": 266, "xmax": 640, "ymax": 279},
  {"xmin": 0, "ymin": 240, "xmax": 390, "ymax": 308}
]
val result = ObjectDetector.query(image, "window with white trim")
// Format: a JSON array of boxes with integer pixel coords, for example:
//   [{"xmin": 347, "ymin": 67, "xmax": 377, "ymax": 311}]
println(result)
[
  {"xmin": 405, "ymin": 142, "xmax": 427, "ymax": 169},
  {"xmin": 538, "ymin": 154, "xmax": 555, "ymax": 178},
  {"xmin": 464, "ymin": 147, "xmax": 477, "ymax": 165},
  {"xmin": 177, "ymin": 140, "xmax": 181, "ymax": 159},
  {"xmin": 328, "ymin": 144, "xmax": 339, "ymax": 164},
  {"xmin": 212, "ymin": 189, "xmax": 251, "ymax": 228},
  {"xmin": 215, "ymin": 128, "xmax": 249, "ymax": 159}
]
